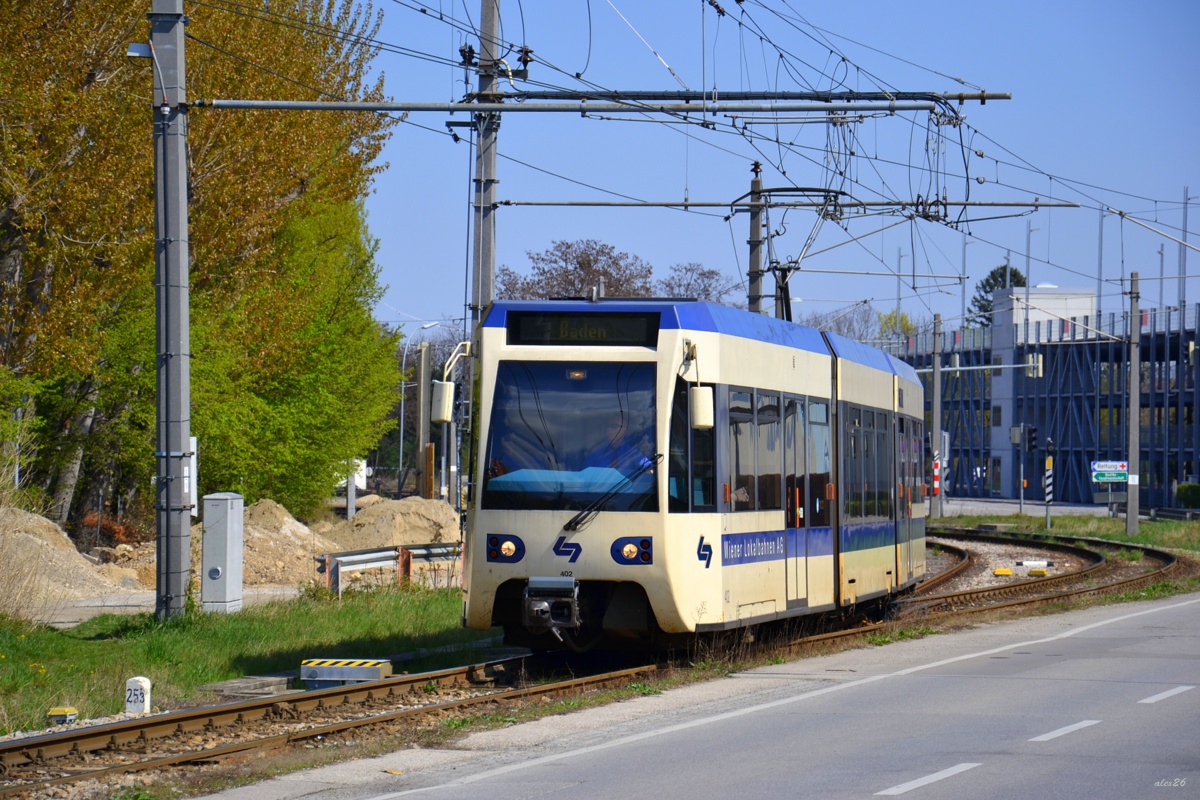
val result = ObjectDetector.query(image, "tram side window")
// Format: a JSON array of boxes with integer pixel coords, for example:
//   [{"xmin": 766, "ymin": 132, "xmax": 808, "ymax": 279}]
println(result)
[
  {"xmin": 668, "ymin": 377, "xmax": 715, "ymax": 512},
  {"xmin": 668, "ymin": 379, "xmax": 689, "ymax": 513},
  {"xmin": 808, "ymin": 401, "xmax": 831, "ymax": 527},
  {"xmin": 729, "ymin": 390, "xmax": 755, "ymax": 511},
  {"xmin": 693, "ymin": 424, "xmax": 715, "ymax": 509},
  {"xmin": 865, "ymin": 411, "xmax": 876, "ymax": 519},
  {"xmin": 845, "ymin": 406, "xmax": 862, "ymax": 521},
  {"xmin": 757, "ymin": 392, "xmax": 782, "ymax": 510},
  {"xmin": 784, "ymin": 397, "xmax": 806, "ymax": 529},
  {"xmin": 878, "ymin": 422, "xmax": 892, "ymax": 519}
]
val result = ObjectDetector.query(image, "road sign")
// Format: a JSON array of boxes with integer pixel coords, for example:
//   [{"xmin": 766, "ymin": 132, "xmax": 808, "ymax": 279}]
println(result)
[{"xmin": 1091, "ymin": 460, "xmax": 1128, "ymax": 483}]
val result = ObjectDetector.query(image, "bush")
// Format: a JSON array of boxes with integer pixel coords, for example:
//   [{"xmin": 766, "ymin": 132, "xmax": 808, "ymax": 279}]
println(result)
[{"xmin": 1178, "ymin": 484, "xmax": 1200, "ymax": 509}]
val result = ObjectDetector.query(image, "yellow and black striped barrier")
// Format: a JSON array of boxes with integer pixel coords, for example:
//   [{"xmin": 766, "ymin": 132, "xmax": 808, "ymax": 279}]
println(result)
[{"xmin": 301, "ymin": 658, "xmax": 392, "ymax": 688}]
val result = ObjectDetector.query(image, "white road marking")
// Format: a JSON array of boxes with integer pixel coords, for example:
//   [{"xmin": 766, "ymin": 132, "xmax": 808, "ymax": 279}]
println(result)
[
  {"xmin": 875, "ymin": 762, "xmax": 982, "ymax": 795},
  {"xmin": 1029, "ymin": 720, "xmax": 1101, "ymax": 741},
  {"xmin": 1138, "ymin": 685, "xmax": 1195, "ymax": 704},
  {"xmin": 365, "ymin": 596, "xmax": 1200, "ymax": 799}
]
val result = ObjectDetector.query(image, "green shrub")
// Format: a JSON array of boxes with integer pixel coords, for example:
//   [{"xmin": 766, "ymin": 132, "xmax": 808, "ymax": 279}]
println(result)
[{"xmin": 1178, "ymin": 484, "xmax": 1200, "ymax": 509}]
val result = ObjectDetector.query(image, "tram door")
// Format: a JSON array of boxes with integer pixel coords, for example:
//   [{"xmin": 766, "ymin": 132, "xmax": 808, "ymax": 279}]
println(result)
[
  {"xmin": 896, "ymin": 417, "xmax": 913, "ymax": 583},
  {"xmin": 783, "ymin": 396, "xmax": 807, "ymax": 605}
]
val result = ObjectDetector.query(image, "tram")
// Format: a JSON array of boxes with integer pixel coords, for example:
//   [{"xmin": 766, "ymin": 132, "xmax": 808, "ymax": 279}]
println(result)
[{"xmin": 456, "ymin": 298, "xmax": 926, "ymax": 650}]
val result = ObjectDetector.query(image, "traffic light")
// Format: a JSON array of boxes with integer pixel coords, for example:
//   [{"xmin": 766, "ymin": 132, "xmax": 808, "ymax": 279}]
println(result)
[{"xmin": 1025, "ymin": 425, "xmax": 1038, "ymax": 452}]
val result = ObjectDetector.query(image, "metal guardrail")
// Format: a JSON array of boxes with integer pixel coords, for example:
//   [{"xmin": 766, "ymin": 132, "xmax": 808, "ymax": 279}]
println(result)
[{"xmin": 316, "ymin": 543, "xmax": 462, "ymax": 597}]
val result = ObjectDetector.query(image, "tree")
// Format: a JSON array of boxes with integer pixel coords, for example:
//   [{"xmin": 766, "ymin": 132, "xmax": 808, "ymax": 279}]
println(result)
[
  {"xmin": 498, "ymin": 240, "xmax": 653, "ymax": 299},
  {"xmin": 877, "ymin": 309, "xmax": 918, "ymax": 340},
  {"xmin": 192, "ymin": 201, "xmax": 400, "ymax": 516},
  {"xmin": 797, "ymin": 301, "xmax": 878, "ymax": 342},
  {"xmin": 967, "ymin": 264, "xmax": 1026, "ymax": 327},
  {"xmin": 655, "ymin": 262, "xmax": 739, "ymax": 304},
  {"xmin": 1, "ymin": 0, "xmax": 397, "ymax": 525}
]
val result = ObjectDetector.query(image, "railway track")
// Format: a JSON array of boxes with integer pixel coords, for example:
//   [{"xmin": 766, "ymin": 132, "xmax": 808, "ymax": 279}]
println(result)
[
  {"xmin": 1, "ymin": 530, "xmax": 1188, "ymax": 798},
  {"xmin": 902, "ymin": 528, "xmax": 1180, "ymax": 616},
  {"xmin": 0, "ymin": 656, "xmax": 655, "ymax": 798}
]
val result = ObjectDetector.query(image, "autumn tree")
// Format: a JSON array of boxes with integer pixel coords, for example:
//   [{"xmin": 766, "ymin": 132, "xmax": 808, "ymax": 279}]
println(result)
[
  {"xmin": 967, "ymin": 264, "xmax": 1026, "ymax": 327},
  {"xmin": 797, "ymin": 301, "xmax": 878, "ymax": 342},
  {"xmin": 655, "ymin": 262, "xmax": 739, "ymax": 304},
  {"xmin": 498, "ymin": 240, "xmax": 654, "ymax": 299},
  {"xmin": 0, "ymin": 0, "xmax": 397, "ymax": 525},
  {"xmin": 877, "ymin": 309, "xmax": 919, "ymax": 340}
]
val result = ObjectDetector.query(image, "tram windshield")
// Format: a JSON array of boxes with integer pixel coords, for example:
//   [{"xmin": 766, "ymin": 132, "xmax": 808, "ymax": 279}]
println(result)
[{"xmin": 482, "ymin": 361, "xmax": 658, "ymax": 512}]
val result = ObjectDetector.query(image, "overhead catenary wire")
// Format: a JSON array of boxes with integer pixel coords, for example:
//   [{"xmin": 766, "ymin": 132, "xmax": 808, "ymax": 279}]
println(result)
[{"xmin": 191, "ymin": 0, "xmax": 1192, "ymax": 318}]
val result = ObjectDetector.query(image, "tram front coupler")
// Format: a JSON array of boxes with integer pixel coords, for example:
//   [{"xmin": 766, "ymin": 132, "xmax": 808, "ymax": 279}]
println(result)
[{"xmin": 522, "ymin": 576, "xmax": 580, "ymax": 641}]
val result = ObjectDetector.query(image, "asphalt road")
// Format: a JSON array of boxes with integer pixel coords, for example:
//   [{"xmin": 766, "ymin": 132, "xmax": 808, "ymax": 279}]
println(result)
[{"xmin": 200, "ymin": 593, "xmax": 1200, "ymax": 800}]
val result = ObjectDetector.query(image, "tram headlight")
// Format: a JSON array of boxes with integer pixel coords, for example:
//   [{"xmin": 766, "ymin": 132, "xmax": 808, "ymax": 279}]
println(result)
[
  {"xmin": 487, "ymin": 534, "xmax": 525, "ymax": 563},
  {"xmin": 611, "ymin": 537, "xmax": 652, "ymax": 565}
]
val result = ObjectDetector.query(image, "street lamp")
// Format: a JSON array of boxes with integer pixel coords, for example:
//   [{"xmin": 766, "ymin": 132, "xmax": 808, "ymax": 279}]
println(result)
[{"xmin": 398, "ymin": 322, "xmax": 436, "ymax": 498}]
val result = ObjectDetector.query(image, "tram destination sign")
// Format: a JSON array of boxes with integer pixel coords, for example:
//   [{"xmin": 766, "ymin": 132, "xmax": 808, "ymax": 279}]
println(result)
[
  {"xmin": 1091, "ymin": 460, "xmax": 1128, "ymax": 483},
  {"xmin": 506, "ymin": 311, "xmax": 660, "ymax": 347}
]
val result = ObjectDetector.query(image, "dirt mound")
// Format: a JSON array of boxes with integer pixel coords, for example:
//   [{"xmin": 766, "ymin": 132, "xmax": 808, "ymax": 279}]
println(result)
[
  {"xmin": 240, "ymin": 501, "xmax": 340, "ymax": 586},
  {"xmin": 100, "ymin": 500, "xmax": 341, "ymax": 589},
  {"xmin": 0, "ymin": 522, "xmax": 129, "ymax": 621},
  {"xmin": 0, "ymin": 507, "xmax": 78, "ymax": 552},
  {"xmin": 244, "ymin": 498, "xmax": 297, "ymax": 531},
  {"xmin": 0, "ymin": 496, "xmax": 456, "ymax": 617},
  {"xmin": 322, "ymin": 497, "xmax": 460, "ymax": 551}
]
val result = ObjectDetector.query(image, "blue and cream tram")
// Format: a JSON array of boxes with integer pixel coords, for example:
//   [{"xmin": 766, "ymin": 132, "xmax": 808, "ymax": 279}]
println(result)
[{"xmin": 460, "ymin": 298, "xmax": 925, "ymax": 650}]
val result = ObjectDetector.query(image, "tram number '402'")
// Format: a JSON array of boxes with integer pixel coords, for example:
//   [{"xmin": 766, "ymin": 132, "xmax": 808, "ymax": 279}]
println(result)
[
  {"xmin": 560, "ymin": 571, "xmax": 573, "ymax": 577},
  {"xmin": 127, "ymin": 686, "xmax": 146, "ymax": 704}
]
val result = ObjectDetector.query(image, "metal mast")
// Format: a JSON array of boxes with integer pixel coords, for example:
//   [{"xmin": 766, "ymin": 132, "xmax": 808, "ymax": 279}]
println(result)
[
  {"xmin": 149, "ymin": 0, "xmax": 193, "ymax": 620},
  {"xmin": 470, "ymin": 0, "xmax": 500, "ymax": 326}
]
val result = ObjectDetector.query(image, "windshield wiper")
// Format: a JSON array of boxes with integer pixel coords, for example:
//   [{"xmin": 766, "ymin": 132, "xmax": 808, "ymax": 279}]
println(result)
[{"xmin": 562, "ymin": 453, "xmax": 662, "ymax": 532}]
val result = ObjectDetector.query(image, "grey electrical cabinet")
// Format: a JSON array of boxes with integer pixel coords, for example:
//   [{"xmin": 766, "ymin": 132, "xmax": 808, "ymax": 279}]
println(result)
[{"xmin": 201, "ymin": 492, "xmax": 244, "ymax": 613}]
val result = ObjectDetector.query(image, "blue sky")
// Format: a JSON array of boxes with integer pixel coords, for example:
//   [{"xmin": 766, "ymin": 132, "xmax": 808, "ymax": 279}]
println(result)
[{"xmin": 363, "ymin": 1, "xmax": 1199, "ymax": 336}]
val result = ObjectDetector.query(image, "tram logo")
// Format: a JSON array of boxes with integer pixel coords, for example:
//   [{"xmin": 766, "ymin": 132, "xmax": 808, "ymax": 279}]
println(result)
[
  {"xmin": 697, "ymin": 536, "xmax": 713, "ymax": 568},
  {"xmin": 553, "ymin": 536, "xmax": 582, "ymax": 563}
]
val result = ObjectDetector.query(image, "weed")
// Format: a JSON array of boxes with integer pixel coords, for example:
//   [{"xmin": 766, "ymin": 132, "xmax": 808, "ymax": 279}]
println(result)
[{"xmin": 628, "ymin": 681, "xmax": 662, "ymax": 695}]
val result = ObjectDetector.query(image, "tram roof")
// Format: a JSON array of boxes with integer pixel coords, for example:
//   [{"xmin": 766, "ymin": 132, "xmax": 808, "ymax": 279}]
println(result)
[
  {"xmin": 484, "ymin": 300, "xmax": 909, "ymax": 376},
  {"xmin": 484, "ymin": 299, "xmax": 829, "ymax": 354},
  {"xmin": 824, "ymin": 329, "xmax": 919, "ymax": 382}
]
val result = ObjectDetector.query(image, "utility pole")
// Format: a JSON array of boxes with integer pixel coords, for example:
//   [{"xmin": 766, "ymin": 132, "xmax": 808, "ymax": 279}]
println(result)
[
  {"xmin": 930, "ymin": 313, "xmax": 942, "ymax": 518},
  {"xmin": 470, "ymin": 0, "xmax": 500, "ymax": 327},
  {"xmin": 748, "ymin": 163, "xmax": 764, "ymax": 314},
  {"xmin": 1096, "ymin": 206, "xmax": 1105, "ymax": 331},
  {"xmin": 960, "ymin": 233, "xmax": 970, "ymax": 324},
  {"xmin": 1024, "ymin": 222, "xmax": 1037, "ymax": 344},
  {"xmin": 1126, "ymin": 272, "xmax": 1140, "ymax": 538},
  {"xmin": 1180, "ymin": 187, "xmax": 1191, "ymax": 317},
  {"xmin": 149, "ymin": 0, "xmax": 193, "ymax": 620}
]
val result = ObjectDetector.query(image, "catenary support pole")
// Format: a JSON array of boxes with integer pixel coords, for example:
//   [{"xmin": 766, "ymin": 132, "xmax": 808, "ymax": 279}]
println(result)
[
  {"xmin": 1127, "ymin": 273, "xmax": 1140, "ymax": 538},
  {"xmin": 748, "ymin": 163, "xmax": 763, "ymax": 314},
  {"xmin": 470, "ymin": 0, "xmax": 500, "ymax": 327},
  {"xmin": 930, "ymin": 314, "xmax": 942, "ymax": 518},
  {"xmin": 150, "ymin": 0, "xmax": 192, "ymax": 620}
]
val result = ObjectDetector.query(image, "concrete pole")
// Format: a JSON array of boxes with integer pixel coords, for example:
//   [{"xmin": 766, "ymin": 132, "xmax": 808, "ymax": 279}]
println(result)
[
  {"xmin": 1127, "ymin": 273, "xmax": 1140, "ymax": 538},
  {"xmin": 1024, "ymin": 222, "xmax": 1036, "ymax": 345},
  {"xmin": 748, "ymin": 163, "xmax": 763, "ymax": 314},
  {"xmin": 150, "ymin": 0, "xmax": 192, "ymax": 620},
  {"xmin": 1158, "ymin": 245, "xmax": 1165, "ymax": 316},
  {"xmin": 960, "ymin": 233, "xmax": 969, "ymax": 324},
  {"xmin": 470, "ymin": 0, "xmax": 500, "ymax": 326},
  {"xmin": 1097, "ymin": 205, "xmax": 1105, "ymax": 331},
  {"xmin": 930, "ymin": 314, "xmax": 942, "ymax": 519},
  {"xmin": 416, "ymin": 342, "xmax": 432, "ymax": 498},
  {"xmin": 1180, "ymin": 188, "xmax": 1190, "ymax": 317}
]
